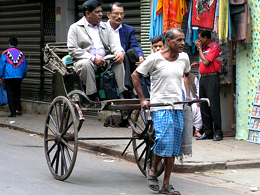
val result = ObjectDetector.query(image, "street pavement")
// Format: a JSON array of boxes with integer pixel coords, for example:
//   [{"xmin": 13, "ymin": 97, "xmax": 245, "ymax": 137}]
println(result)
[{"xmin": 0, "ymin": 109, "xmax": 260, "ymax": 174}]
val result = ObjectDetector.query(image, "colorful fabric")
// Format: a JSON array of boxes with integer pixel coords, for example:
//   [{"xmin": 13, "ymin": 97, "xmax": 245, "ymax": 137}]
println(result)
[
  {"xmin": 151, "ymin": 109, "xmax": 184, "ymax": 157},
  {"xmin": 185, "ymin": 2, "xmax": 193, "ymax": 47},
  {"xmin": 156, "ymin": 0, "xmax": 188, "ymax": 34},
  {"xmin": 191, "ymin": 0, "xmax": 217, "ymax": 30},
  {"xmin": 149, "ymin": 0, "xmax": 163, "ymax": 40},
  {"xmin": 2, "ymin": 48, "xmax": 25, "ymax": 69},
  {"xmin": 199, "ymin": 41, "xmax": 222, "ymax": 74},
  {"xmin": 185, "ymin": 2, "xmax": 198, "ymax": 54}
]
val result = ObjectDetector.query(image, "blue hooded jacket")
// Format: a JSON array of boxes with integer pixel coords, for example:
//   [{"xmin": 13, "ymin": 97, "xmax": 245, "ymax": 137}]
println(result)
[{"xmin": 0, "ymin": 46, "xmax": 27, "ymax": 79}]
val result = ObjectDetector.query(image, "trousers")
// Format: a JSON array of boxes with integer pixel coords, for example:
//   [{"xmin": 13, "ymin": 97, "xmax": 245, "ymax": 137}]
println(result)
[
  {"xmin": 74, "ymin": 58, "xmax": 126, "ymax": 95},
  {"xmin": 5, "ymin": 78, "xmax": 22, "ymax": 115},
  {"xmin": 124, "ymin": 49, "xmax": 150, "ymax": 98},
  {"xmin": 199, "ymin": 74, "xmax": 222, "ymax": 136}
]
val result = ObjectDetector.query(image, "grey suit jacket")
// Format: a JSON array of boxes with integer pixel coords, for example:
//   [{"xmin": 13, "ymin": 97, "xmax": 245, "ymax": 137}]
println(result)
[{"xmin": 67, "ymin": 17, "xmax": 124, "ymax": 61}]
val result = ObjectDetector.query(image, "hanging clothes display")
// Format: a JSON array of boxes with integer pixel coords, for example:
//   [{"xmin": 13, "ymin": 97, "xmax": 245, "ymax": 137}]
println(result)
[
  {"xmin": 229, "ymin": 0, "xmax": 251, "ymax": 47},
  {"xmin": 185, "ymin": 2, "xmax": 193, "ymax": 48},
  {"xmin": 156, "ymin": 0, "xmax": 188, "ymax": 34},
  {"xmin": 149, "ymin": 0, "xmax": 163, "ymax": 40},
  {"xmin": 218, "ymin": 0, "xmax": 229, "ymax": 40},
  {"xmin": 185, "ymin": 1, "xmax": 198, "ymax": 54},
  {"xmin": 191, "ymin": 0, "xmax": 217, "ymax": 30}
]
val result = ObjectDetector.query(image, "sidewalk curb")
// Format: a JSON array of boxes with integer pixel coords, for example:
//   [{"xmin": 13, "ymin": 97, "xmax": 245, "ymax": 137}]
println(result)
[{"xmin": 1, "ymin": 122, "xmax": 259, "ymax": 173}]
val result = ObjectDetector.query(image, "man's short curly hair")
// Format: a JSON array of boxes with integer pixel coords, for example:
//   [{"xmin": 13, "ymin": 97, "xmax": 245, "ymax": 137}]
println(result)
[{"xmin": 83, "ymin": 0, "xmax": 102, "ymax": 16}]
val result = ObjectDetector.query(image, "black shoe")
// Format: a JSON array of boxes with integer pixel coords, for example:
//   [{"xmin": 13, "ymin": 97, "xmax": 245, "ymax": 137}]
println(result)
[
  {"xmin": 88, "ymin": 93, "xmax": 98, "ymax": 101},
  {"xmin": 213, "ymin": 135, "xmax": 223, "ymax": 141},
  {"xmin": 16, "ymin": 110, "xmax": 22, "ymax": 116},
  {"xmin": 8, "ymin": 114, "xmax": 16, "ymax": 117},
  {"xmin": 196, "ymin": 133, "xmax": 213, "ymax": 140}
]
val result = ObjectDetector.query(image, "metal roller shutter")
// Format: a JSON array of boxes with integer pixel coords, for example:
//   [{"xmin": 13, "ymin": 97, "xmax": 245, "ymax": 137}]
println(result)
[
  {"xmin": 43, "ymin": 0, "xmax": 56, "ymax": 101},
  {"xmin": 0, "ymin": 0, "xmax": 56, "ymax": 102},
  {"xmin": 0, "ymin": 1, "xmax": 43, "ymax": 100}
]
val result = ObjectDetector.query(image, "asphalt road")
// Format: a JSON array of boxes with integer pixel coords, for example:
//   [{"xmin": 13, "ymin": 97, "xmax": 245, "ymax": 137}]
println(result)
[{"xmin": 0, "ymin": 127, "xmax": 244, "ymax": 195}]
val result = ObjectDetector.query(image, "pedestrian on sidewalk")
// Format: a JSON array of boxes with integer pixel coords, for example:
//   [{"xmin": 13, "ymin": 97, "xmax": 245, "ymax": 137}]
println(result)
[
  {"xmin": 132, "ymin": 28, "xmax": 191, "ymax": 195},
  {"xmin": 0, "ymin": 37, "xmax": 27, "ymax": 117},
  {"xmin": 182, "ymin": 73, "xmax": 203, "ymax": 137},
  {"xmin": 191, "ymin": 30, "xmax": 223, "ymax": 141}
]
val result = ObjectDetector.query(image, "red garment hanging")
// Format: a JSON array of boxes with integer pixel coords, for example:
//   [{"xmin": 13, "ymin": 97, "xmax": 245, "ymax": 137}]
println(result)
[{"xmin": 156, "ymin": 0, "xmax": 188, "ymax": 34}]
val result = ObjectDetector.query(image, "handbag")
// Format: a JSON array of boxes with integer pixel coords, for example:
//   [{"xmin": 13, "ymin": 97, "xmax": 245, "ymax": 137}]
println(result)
[
  {"xmin": 98, "ymin": 62, "xmax": 119, "ymax": 100},
  {"xmin": 0, "ymin": 83, "xmax": 8, "ymax": 106}
]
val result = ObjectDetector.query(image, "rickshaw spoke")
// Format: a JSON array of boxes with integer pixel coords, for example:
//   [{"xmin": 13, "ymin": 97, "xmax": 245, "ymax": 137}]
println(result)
[
  {"xmin": 53, "ymin": 103, "xmax": 60, "ymax": 131},
  {"xmin": 61, "ymin": 121, "xmax": 73, "ymax": 137},
  {"xmin": 49, "ymin": 114, "xmax": 59, "ymax": 133},
  {"xmin": 54, "ymin": 146, "xmax": 60, "ymax": 174},
  {"xmin": 63, "ymin": 107, "xmax": 71, "ymax": 132},
  {"xmin": 60, "ymin": 144, "xmax": 68, "ymax": 175},
  {"xmin": 64, "ymin": 144, "xmax": 72, "ymax": 164},
  {"xmin": 61, "ymin": 139, "xmax": 74, "ymax": 152},
  {"xmin": 135, "ymin": 123, "xmax": 145, "ymax": 132},
  {"xmin": 139, "ymin": 111, "xmax": 146, "ymax": 123},
  {"xmin": 134, "ymin": 140, "xmax": 145, "ymax": 151},
  {"xmin": 50, "ymin": 147, "xmax": 59, "ymax": 167},
  {"xmin": 46, "ymin": 142, "xmax": 57, "ymax": 155},
  {"xmin": 133, "ymin": 110, "xmax": 140, "ymax": 122},
  {"xmin": 143, "ymin": 144, "xmax": 151, "ymax": 171},
  {"xmin": 58, "ymin": 101, "xmax": 63, "ymax": 132},
  {"xmin": 138, "ymin": 145, "xmax": 148, "ymax": 162},
  {"xmin": 60, "ymin": 104, "xmax": 69, "ymax": 132},
  {"xmin": 45, "ymin": 138, "xmax": 55, "ymax": 142},
  {"xmin": 60, "ymin": 145, "xmax": 64, "ymax": 176},
  {"xmin": 46, "ymin": 123, "xmax": 57, "ymax": 135}
]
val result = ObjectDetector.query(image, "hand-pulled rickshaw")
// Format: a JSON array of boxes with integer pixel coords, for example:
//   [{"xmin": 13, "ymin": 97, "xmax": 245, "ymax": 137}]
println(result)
[{"xmin": 43, "ymin": 42, "xmax": 209, "ymax": 181}]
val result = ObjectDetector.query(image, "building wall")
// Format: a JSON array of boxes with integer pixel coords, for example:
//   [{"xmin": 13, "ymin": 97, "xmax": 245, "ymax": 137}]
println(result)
[{"xmin": 236, "ymin": 1, "xmax": 259, "ymax": 140}]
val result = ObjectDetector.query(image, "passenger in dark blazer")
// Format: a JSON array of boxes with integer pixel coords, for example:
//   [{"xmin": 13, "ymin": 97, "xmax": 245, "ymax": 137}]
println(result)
[
  {"xmin": 107, "ymin": 2, "xmax": 148, "ymax": 98},
  {"xmin": 119, "ymin": 24, "xmax": 144, "ymax": 59}
]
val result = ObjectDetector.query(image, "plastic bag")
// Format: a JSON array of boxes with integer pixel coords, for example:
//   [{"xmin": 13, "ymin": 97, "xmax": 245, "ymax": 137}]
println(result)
[{"xmin": 0, "ymin": 83, "xmax": 8, "ymax": 106}]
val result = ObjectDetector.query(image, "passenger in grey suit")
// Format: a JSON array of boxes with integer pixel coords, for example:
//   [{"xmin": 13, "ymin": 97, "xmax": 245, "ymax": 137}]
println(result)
[{"xmin": 67, "ymin": 0, "xmax": 126, "ymax": 100}]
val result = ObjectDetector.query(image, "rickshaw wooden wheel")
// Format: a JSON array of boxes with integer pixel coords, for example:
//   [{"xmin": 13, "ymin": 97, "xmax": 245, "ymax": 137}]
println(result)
[
  {"xmin": 131, "ymin": 109, "xmax": 164, "ymax": 177},
  {"xmin": 44, "ymin": 96, "xmax": 78, "ymax": 181}
]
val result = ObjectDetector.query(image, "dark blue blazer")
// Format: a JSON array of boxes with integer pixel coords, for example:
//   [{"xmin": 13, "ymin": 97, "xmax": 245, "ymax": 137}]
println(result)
[{"xmin": 119, "ymin": 24, "xmax": 144, "ymax": 57}]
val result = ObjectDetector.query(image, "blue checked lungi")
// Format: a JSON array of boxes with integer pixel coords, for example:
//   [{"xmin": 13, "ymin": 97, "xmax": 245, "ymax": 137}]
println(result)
[{"xmin": 151, "ymin": 109, "xmax": 184, "ymax": 157}]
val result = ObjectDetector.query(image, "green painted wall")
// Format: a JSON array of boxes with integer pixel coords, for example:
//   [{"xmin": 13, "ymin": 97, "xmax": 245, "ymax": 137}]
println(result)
[{"xmin": 236, "ymin": 1, "xmax": 260, "ymax": 140}]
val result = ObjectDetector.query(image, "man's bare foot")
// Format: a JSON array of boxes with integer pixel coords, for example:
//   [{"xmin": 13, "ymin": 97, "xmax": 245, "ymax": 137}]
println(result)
[
  {"xmin": 146, "ymin": 169, "xmax": 159, "ymax": 191},
  {"xmin": 194, "ymin": 130, "xmax": 201, "ymax": 137}
]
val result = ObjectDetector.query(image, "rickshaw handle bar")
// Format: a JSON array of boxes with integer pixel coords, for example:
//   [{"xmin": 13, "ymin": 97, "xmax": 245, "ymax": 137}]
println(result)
[{"xmin": 149, "ymin": 98, "xmax": 210, "ymax": 108}]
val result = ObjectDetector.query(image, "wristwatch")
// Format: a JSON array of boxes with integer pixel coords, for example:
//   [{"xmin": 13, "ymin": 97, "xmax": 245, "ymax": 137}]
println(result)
[{"xmin": 197, "ymin": 47, "xmax": 202, "ymax": 51}]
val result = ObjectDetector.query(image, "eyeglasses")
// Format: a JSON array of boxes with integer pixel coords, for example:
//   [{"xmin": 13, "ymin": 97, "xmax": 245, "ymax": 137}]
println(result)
[{"xmin": 112, "ymin": 12, "xmax": 125, "ymax": 16}]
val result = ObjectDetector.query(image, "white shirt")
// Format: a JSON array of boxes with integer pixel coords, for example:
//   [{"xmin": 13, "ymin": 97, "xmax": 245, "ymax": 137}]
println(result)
[
  {"xmin": 136, "ymin": 51, "xmax": 191, "ymax": 111},
  {"xmin": 107, "ymin": 19, "xmax": 122, "ymax": 46},
  {"xmin": 84, "ymin": 17, "xmax": 106, "ymax": 60}
]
